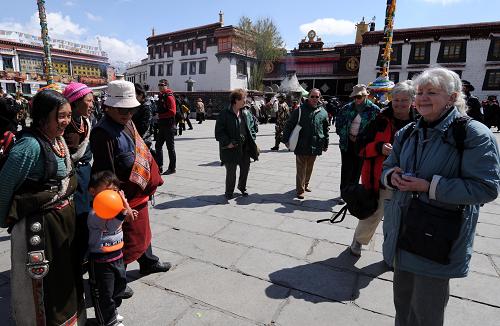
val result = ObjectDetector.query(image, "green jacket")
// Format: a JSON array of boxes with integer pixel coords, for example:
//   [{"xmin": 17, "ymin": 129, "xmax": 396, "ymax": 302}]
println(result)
[
  {"xmin": 215, "ymin": 106, "xmax": 258, "ymax": 164},
  {"xmin": 282, "ymin": 102, "xmax": 329, "ymax": 156}
]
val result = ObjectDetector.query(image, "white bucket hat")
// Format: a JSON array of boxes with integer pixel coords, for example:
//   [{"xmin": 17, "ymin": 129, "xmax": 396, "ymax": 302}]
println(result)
[
  {"xmin": 350, "ymin": 84, "xmax": 370, "ymax": 97},
  {"xmin": 104, "ymin": 80, "xmax": 140, "ymax": 108}
]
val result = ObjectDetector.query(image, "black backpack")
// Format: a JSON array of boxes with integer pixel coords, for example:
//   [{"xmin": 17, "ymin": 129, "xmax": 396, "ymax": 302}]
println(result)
[{"xmin": 157, "ymin": 92, "xmax": 174, "ymax": 114}]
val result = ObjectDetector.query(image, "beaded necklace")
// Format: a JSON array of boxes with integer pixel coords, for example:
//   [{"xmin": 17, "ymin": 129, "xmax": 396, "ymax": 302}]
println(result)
[
  {"xmin": 38, "ymin": 130, "xmax": 67, "ymax": 158},
  {"xmin": 70, "ymin": 116, "xmax": 87, "ymax": 135}
]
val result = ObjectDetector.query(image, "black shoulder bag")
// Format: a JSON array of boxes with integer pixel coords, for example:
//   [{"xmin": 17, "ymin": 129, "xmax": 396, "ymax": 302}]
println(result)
[{"xmin": 397, "ymin": 121, "xmax": 467, "ymax": 265}]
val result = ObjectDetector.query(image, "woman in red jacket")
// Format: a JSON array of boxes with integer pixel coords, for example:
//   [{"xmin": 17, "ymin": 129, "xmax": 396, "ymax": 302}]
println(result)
[{"xmin": 350, "ymin": 80, "xmax": 416, "ymax": 257}]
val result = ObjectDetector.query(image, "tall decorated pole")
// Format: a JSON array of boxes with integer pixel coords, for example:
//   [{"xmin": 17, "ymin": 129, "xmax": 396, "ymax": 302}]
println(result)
[
  {"xmin": 37, "ymin": 0, "xmax": 54, "ymax": 85},
  {"xmin": 367, "ymin": 0, "xmax": 397, "ymax": 104}
]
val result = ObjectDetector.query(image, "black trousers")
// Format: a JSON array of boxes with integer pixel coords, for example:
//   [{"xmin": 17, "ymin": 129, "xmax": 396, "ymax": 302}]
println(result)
[
  {"xmin": 340, "ymin": 140, "xmax": 363, "ymax": 191},
  {"xmin": 154, "ymin": 118, "xmax": 176, "ymax": 171},
  {"xmin": 185, "ymin": 115, "xmax": 193, "ymax": 129},
  {"xmin": 89, "ymin": 257, "xmax": 127, "ymax": 326},
  {"xmin": 224, "ymin": 146, "xmax": 251, "ymax": 195},
  {"xmin": 137, "ymin": 244, "xmax": 160, "ymax": 267}
]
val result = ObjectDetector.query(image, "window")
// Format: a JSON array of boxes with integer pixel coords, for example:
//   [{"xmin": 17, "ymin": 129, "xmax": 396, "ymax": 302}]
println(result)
[
  {"xmin": 5, "ymin": 83, "xmax": 16, "ymax": 93},
  {"xmin": 407, "ymin": 71, "xmax": 422, "ymax": 80},
  {"xmin": 166, "ymin": 63, "xmax": 173, "ymax": 76},
  {"xmin": 388, "ymin": 72, "xmax": 400, "ymax": 83},
  {"xmin": 166, "ymin": 45, "xmax": 173, "ymax": 57},
  {"xmin": 158, "ymin": 64, "xmax": 164, "ymax": 76},
  {"xmin": 189, "ymin": 61, "xmax": 196, "ymax": 75},
  {"xmin": 378, "ymin": 44, "xmax": 402, "ymax": 66},
  {"xmin": 453, "ymin": 70, "xmax": 462, "ymax": 78},
  {"xmin": 181, "ymin": 62, "xmax": 187, "ymax": 75},
  {"xmin": 437, "ymin": 40, "xmax": 467, "ymax": 63},
  {"xmin": 157, "ymin": 45, "xmax": 163, "ymax": 59},
  {"xmin": 150, "ymin": 65, "xmax": 155, "ymax": 76},
  {"xmin": 483, "ymin": 69, "xmax": 500, "ymax": 90},
  {"xmin": 409, "ymin": 42, "xmax": 431, "ymax": 64},
  {"xmin": 237, "ymin": 60, "xmax": 247, "ymax": 76},
  {"xmin": 487, "ymin": 38, "xmax": 500, "ymax": 61},
  {"xmin": 2, "ymin": 56, "xmax": 14, "ymax": 70},
  {"xmin": 190, "ymin": 41, "xmax": 197, "ymax": 55},
  {"xmin": 198, "ymin": 60, "xmax": 206, "ymax": 74},
  {"xmin": 182, "ymin": 43, "xmax": 188, "ymax": 56},
  {"xmin": 200, "ymin": 39, "xmax": 207, "ymax": 54},
  {"xmin": 22, "ymin": 84, "xmax": 31, "ymax": 94},
  {"xmin": 218, "ymin": 38, "xmax": 232, "ymax": 52}
]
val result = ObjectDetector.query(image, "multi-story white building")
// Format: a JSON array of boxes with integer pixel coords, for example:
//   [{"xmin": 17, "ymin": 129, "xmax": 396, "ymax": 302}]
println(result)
[
  {"xmin": 358, "ymin": 21, "xmax": 500, "ymax": 99},
  {"xmin": 125, "ymin": 12, "xmax": 256, "ymax": 93}
]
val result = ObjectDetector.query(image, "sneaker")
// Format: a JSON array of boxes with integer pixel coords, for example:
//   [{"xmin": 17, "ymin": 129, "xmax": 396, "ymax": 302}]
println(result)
[
  {"xmin": 117, "ymin": 314, "xmax": 124, "ymax": 322},
  {"xmin": 139, "ymin": 261, "xmax": 172, "ymax": 275},
  {"xmin": 158, "ymin": 166, "xmax": 163, "ymax": 174},
  {"xmin": 296, "ymin": 193, "xmax": 305, "ymax": 200},
  {"xmin": 164, "ymin": 169, "xmax": 176, "ymax": 175},
  {"xmin": 270, "ymin": 146, "xmax": 279, "ymax": 151},
  {"xmin": 238, "ymin": 187, "xmax": 249, "ymax": 196},
  {"xmin": 225, "ymin": 193, "xmax": 234, "ymax": 200},
  {"xmin": 334, "ymin": 196, "xmax": 345, "ymax": 205},
  {"xmin": 305, "ymin": 186, "xmax": 312, "ymax": 192},
  {"xmin": 350, "ymin": 239, "xmax": 362, "ymax": 257}
]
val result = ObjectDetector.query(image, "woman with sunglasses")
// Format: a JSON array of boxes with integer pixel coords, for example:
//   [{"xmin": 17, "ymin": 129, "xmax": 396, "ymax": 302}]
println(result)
[
  {"xmin": 90, "ymin": 80, "xmax": 170, "ymax": 298},
  {"xmin": 335, "ymin": 84, "xmax": 380, "ymax": 197}
]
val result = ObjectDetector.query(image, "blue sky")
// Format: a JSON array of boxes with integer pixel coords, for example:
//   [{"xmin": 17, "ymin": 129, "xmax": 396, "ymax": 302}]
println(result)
[{"xmin": 1, "ymin": 0, "xmax": 499, "ymax": 64}]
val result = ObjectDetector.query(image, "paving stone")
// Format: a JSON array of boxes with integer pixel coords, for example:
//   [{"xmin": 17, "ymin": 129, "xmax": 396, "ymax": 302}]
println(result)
[
  {"xmin": 445, "ymin": 297, "xmax": 500, "ymax": 326},
  {"xmin": 235, "ymin": 247, "xmax": 357, "ymax": 302},
  {"xmin": 125, "ymin": 246, "xmax": 186, "ymax": 282},
  {"xmin": 278, "ymin": 217, "xmax": 356, "ymax": 247},
  {"xmin": 275, "ymin": 290, "xmax": 393, "ymax": 326},
  {"xmin": 153, "ymin": 228, "xmax": 248, "ymax": 267},
  {"xmin": 450, "ymin": 272, "xmax": 500, "ymax": 306},
  {"xmin": 155, "ymin": 260, "xmax": 288, "ymax": 324},
  {"xmin": 476, "ymin": 222, "xmax": 500, "ymax": 239},
  {"xmin": 176, "ymin": 304, "xmax": 258, "ymax": 326},
  {"xmin": 0, "ymin": 253, "xmax": 10, "ymax": 279},
  {"xmin": 307, "ymin": 240, "xmax": 393, "ymax": 281},
  {"xmin": 473, "ymin": 236, "xmax": 500, "ymax": 256},
  {"xmin": 469, "ymin": 253, "xmax": 498, "ymax": 276},
  {"xmin": 214, "ymin": 221, "xmax": 314, "ymax": 259},
  {"xmin": 354, "ymin": 276, "xmax": 395, "ymax": 317},
  {"xmin": 205, "ymin": 204, "xmax": 286, "ymax": 228},
  {"xmin": 150, "ymin": 208, "xmax": 230, "ymax": 236},
  {"xmin": 0, "ymin": 234, "xmax": 11, "ymax": 255},
  {"xmin": 478, "ymin": 212, "xmax": 500, "ymax": 226},
  {"xmin": 113, "ymin": 281, "xmax": 191, "ymax": 326}
]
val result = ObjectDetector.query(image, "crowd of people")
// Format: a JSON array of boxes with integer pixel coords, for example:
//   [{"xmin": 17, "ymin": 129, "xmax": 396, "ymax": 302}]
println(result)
[{"xmin": 0, "ymin": 66, "xmax": 500, "ymax": 326}]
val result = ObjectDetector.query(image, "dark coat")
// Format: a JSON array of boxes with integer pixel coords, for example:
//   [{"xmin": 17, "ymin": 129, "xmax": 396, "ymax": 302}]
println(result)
[
  {"xmin": 215, "ymin": 106, "xmax": 258, "ymax": 164},
  {"xmin": 282, "ymin": 102, "xmax": 330, "ymax": 156},
  {"xmin": 132, "ymin": 100, "xmax": 154, "ymax": 147}
]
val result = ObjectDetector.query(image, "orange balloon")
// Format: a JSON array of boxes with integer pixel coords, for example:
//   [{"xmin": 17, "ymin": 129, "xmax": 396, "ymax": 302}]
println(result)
[{"xmin": 93, "ymin": 190, "xmax": 124, "ymax": 220}]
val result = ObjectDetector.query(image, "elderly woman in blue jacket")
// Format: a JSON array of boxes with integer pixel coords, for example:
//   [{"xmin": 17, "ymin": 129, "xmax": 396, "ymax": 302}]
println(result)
[{"xmin": 381, "ymin": 67, "xmax": 500, "ymax": 326}]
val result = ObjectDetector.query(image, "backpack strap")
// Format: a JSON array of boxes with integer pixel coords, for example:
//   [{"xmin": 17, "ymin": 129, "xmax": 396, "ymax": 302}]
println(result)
[
  {"xmin": 400, "ymin": 122, "xmax": 416, "ymax": 148},
  {"xmin": 448, "ymin": 116, "xmax": 471, "ymax": 178},
  {"xmin": 317, "ymin": 205, "xmax": 348, "ymax": 224}
]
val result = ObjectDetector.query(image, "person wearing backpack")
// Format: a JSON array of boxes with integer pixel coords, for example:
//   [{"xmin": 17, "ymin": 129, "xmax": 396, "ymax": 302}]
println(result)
[
  {"xmin": 349, "ymin": 80, "xmax": 416, "ymax": 257},
  {"xmin": 0, "ymin": 90, "xmax": 86, "ymax": 325},
  {"xmin": 381, "ymin": 67, "xmax": 500, "ymax": 326},
  {"xmin": 154, "ymin": 79, "xmax": 177, "ymax": 174}
]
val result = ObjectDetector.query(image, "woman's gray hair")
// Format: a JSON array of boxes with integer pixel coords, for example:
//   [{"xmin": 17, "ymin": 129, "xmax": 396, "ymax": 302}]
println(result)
[
  {"xmin": 412, "ymin": 67, "xmax": 467, "ymax": 114},
  {"xmin": 391, "ymin": 80, "xmax": 416, "ymax": 101}
]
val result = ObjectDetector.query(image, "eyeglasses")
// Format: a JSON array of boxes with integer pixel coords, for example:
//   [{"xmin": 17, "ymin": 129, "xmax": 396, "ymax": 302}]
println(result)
[
  {"xmin": 116, "ymin": 107, "xmax": 138, "ymax": 115},
  {"xmin": 158, "ymin": 84, "xmax": 165, "ymax": 87},
  {"xmin": 310, "ymin": 96, "xmax": 320, "ymax": 99},
  {"xmin": 354, "ymin": 95, "xmax": 364, "ymax": 99}
]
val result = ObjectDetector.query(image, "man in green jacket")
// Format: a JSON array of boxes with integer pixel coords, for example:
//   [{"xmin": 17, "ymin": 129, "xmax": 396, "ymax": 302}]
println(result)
[
  {"xmin": 282, "ymin": 88, "xmax": 329, "ymax": 199},
  {"xmin": 215, "ymin": 89, "xmax": 259, "ymax": 199}
]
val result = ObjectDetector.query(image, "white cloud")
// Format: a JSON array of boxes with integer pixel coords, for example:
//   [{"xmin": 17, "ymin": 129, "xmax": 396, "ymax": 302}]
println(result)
[
  {"xmin": 421, "ymin": 0, "xmax": 463, "ymax": 5},
  {"xmin": 96, "ymin": 36, "xmax": 146, "ymax": 63},
  {"xmin": 299, "ymin": 18, "xmax": 356, "ymax": 37},
  {"xmin": 0, "ymin": 12, "xmax": 144, "ymax": 63},
  {"xmin": 85, "ymin": 12, "xmax": 102, "ymax": 22},
  {"xmin": 64, "ymin": 1, "xmax": 76, "ymax": 6}
]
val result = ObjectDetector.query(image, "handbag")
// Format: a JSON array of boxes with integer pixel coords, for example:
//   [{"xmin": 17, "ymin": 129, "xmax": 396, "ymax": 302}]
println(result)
[
  {"xmin": 397, "ymin": 128, "xmax": 465, "ymax": 265},
  {"xmin": 287, "ymin": 108, "xmax": 302, "ymax": 151}
]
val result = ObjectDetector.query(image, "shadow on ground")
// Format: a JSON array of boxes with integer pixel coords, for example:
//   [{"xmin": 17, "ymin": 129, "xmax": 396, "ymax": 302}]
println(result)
[{"xmin": 265, "ymin": 248, "xmax": 390, "ymax": 303}]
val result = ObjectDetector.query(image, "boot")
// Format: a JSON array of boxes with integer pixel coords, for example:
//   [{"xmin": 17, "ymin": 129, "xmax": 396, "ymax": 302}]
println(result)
[{"xmin": 270, "ymin": 139, "xmax": 280, "ymax": 151}]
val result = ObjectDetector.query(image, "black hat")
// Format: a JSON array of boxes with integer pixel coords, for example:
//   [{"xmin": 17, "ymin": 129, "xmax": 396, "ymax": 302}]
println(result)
[{"xmin": 462, "ymin": 80, "xmax": 475, "ymax": 91}]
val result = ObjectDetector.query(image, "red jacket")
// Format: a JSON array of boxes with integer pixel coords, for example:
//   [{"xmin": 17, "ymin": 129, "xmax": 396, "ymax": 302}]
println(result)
[
  {"xmin": 158, "ymin": 88, "xmax": 177, "ymax": 120},
  {"xmin": 358, "ymin": 106, "xmax": 414, "ymax": 192}
]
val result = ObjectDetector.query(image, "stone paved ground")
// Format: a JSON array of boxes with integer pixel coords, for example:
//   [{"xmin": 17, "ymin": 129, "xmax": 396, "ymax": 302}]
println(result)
[{"xmin": 1, "ymin": 120, "xmax": 500, "ymax": 325}]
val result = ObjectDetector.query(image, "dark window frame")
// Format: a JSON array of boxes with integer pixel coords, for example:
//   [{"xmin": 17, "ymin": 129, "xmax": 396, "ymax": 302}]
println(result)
[
  {"xmin": 198, "ymin": 60, "xmax": 206, "ymax": 74},
  {"xmin": 158, "ymin": 64, "xmax": 164, "ymax": 76},
  {"xmin": 483, "ymin": 69, "xmax": 500, "ymax": 90},
  {"xmin": 166, "ymin": 63, "xmax": 173, "ymax": 76},
  {"xmin": 408, "ymin": 42, "xmax": 431, "ymax": 64},
  {"xmin": 5, "ymin": 83, "xmax": 16, "ymax": 93},
  {"xmin": 437, "ymin": 39, "xmax": 467, "ymax": 63},
  {"xmin": 181, "ymin": 62, "xmax": 187, "ymax": 75},
  {"xmin": 237, "ymin": 60, "xmax": 247, "ymax": 76},
  {"xmin": 2, "ymin": 56, "xmax": 14, "ymax": 70},
  {"xmin": 199, "ymin": 39, "xmax": 207, "ymax": 54},
  {"xmin": 181, "ymin": 43, "xmax": 188, "ymax": 56},
  {"xmin": 377, "ymin": 43, "xmax": 402, "ymax": 66},
  {"xmin": 407, "ymin": 71, "xmax": 422, "ymax": 80},
  {"xmin": 190, "ymin": 41, "xmax": 197, "ymax": 55},
  {"xmin": 149, "ymin": 65, "xmax": 155, "ymax": 76},
  {"xmin": 487, "ymin": 37, "xmax": 500, "ymax": 61},
  {"xmin": 189, "ymin": 61, "xmax": 196, "ymax": 75},
  {"xmin": 21, "ymin": 83, "xmax": 31, "ymax": 94}
]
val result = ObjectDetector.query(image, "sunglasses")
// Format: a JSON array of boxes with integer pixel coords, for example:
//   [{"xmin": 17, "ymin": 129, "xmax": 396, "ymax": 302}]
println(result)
[
  {"xmin": 116, "ymin": 107, "xmax": 138, "ymax": 115},
  {"xmin": 354, "ymin": 95, "xmax": 364, "ymax": 99},
  {"xmin": 310, "ymin": 96, "xmax": 320, "ymax": 99}
]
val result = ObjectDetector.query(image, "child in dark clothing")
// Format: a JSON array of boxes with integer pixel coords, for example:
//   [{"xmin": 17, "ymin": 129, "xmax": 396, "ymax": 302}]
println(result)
[{"xmin": 88, "ymin": 171, "xmax": 137, "ymax": 326}]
